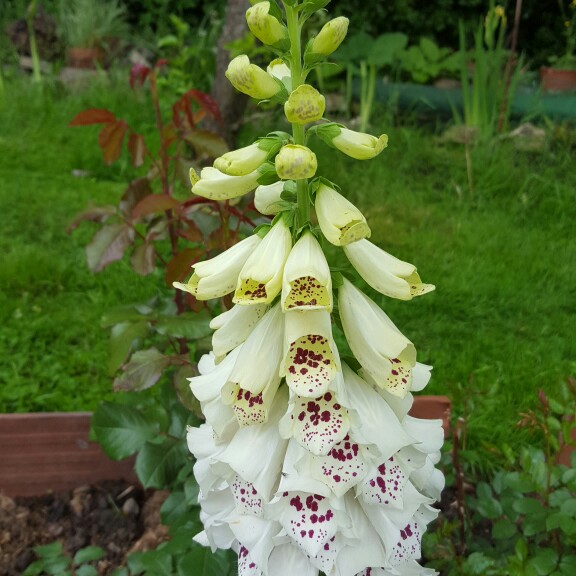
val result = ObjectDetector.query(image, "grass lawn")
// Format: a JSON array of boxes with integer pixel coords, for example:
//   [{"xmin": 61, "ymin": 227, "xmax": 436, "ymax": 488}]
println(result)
[{"xmin": 1, "ymin": 76, "xmax": 574, "ymax": 467}]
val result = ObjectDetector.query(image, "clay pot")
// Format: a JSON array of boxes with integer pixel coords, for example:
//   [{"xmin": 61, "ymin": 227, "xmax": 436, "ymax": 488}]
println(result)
[
  {"xmin": 539, "ymin": 66, "xmax": 576, "ymax": 92},
  {"xmin": 66, "ymin": 47, "xmax": 105, "ymax": 69},
  {"xmin": 408, "ymin": 395, "xmax": 452, "ymax": 437}
]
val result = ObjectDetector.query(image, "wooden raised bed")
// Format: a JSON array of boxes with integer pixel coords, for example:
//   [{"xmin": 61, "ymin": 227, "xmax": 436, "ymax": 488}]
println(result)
[{"xmin": 0, "ymin": 397, "xmax": 452, "ymax": 498}]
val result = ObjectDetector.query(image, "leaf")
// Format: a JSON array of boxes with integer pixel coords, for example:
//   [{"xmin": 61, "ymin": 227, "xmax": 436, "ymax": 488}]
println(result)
[
  {"xmin": 368, "ymin": 33, "xmax": 408, "ymax": 66},
  {"xmin": 113, "ymin": 348, "xmax": 171, "ymax": 392},
  {"xmin": 73, "ymin": 546, "xmax": 105, "ymax": 565},
  {"xmin": 108, "ymin": 321, "xmax": 149, "ymax": 375},
  {"xmin": 527, "ymin": 550, "xmax": 559, "ymax": 576},
  {"xmin": 35, "ymin": 542, "xmax": 64, "ymax": 558},
  {"xmin": 131, "ymin": 242, "xmax": 156, "ymax": 276},
  {"xmin": 22, "ymin": 561, "xmax": 46, "ymax": 576},
  {"xmin": 128, "ymin": 550, "xmax": 172, "ymax": 575},
  {"xmin": 505, "ymin": 471, "xmax": 535, "ymax": 493},
  {"xmin": 86, "ymin": 223, "xmax": 135, "ymax": 272},
  {"xmin": 513, "ymin": 497, "xmax": 545, "ymax": 515},
  {"xmin": 69, "ymin": 108, "xmax": 116, "ymax": 126},
  {"xmin": 98, "ymin": 120, "xmax": 128, "ymax": 165},
  {"xmin": 176, "ymin": 546, "xmax": 231, "ymax": 576},
  {"xmin": 101, "ymin": 304, "xmax": 153, "ymax": 328},
  {"xmin": 186, "ymin": 89, "xmax": 222, "ymax": 122},
  {"xmin": 109, "ymin": 568, "xmax": 129, "ymax": 576},
  {"xmin": 135, "ymin": 437, "xmax": 189, "ymax": 488},
  {"xmin": 154, "ymin": 310, "xmax": 212, "ymax": 340},
  {"xmin": 91, "ymin": 401, "xmax": 159, "ymax": 460},
  {"xmin": 120, "ymin": 178, "xmax": 154, "ymax": 217},
  {"xmin": 128, "ymin": 132, "xmax": 146, "ymax": 167},
  {"xmin": 173, "ymin": 364, "xmax": 202, "ymax": 416},
  {"xmin": 185, "ymin": 129, "xmax": 229, "ymax": 159},
  {"xmin": 66, "ymin": 205, "xmax": 116, "ymax": 233},
  {"xmin": 75, "ymin": 567, "xmax": 99, "ymax": 576},
  {"xmin": 165, "ymin": 248, "xmax": 203, "ymax": 286},
  {"xmin": 560, "ymin": 497, "xmax": 576, "ymax": 516},
  {"xmin": 160, "ymin": 490, "xmax": 187, "ymax": 527},
  {"xmin": 492, "ymin": 518, "xmax": 517, "ymax": 539},
  {"xmin": 132, "ymin": 194, "xmax": 181, "ymax": 219},
  {"xmin": 178, "ymin": 222, "xmax": 203, "ymax": 243}
]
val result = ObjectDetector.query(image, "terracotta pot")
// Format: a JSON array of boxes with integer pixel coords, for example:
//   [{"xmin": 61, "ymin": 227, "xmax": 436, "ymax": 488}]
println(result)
[
  {"xmin": 66, "ymin": 47, "xmax": 105, "ymax": 70},
  {"xmin": 539, "ymin": 66, "xmax": 576, "ymax": 92},
  {"xmin": 409, "ymin": 395, "xmax": 452, "ymax": 437},
  {"xmin": 0, "ymin": 412, "xmax": 136, "ymax": 497}
]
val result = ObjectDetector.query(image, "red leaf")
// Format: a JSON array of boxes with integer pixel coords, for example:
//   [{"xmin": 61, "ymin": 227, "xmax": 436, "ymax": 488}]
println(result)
[
  {"xmin": 86, "ymin": 223, "xmax": 135, "ymax": 272},
  {"xmin": 69, "ymin": 108, "xmax": 116, "ymax": 126},
  {"xmin": 165, "ymin": 248, "xmax": 203, "ymax": 286},
  {"xmin": 119, "ymin": 178, "xmax": 153, "ymax": 217},
  {"xmin": 66, "ymin": 205, "xmax": 116, "ymax": 233},
  {"xmin": 178, "ymin": 222, "xmax": 203, "ymax": 243},
  {"xmin": 129, "ymin": 63, "xmax": 151, "ymax": 89},
  {"xmin": 161, "ymin": 124, "xmax": 178, "ymax": 149},
  {"xmin": 186, "ymin": 89, "xmax": 222, "ymax": 123},
  {"xmin": 131, "ymin": 242, "xmax": 156, "ymax": 276},
  {"xmin": 132, "ymin": 194, "xmax": 181, "ymax": 219},
  {"xmin": 128, "ymin": 132, "xmax": 146, "ymax": 167},
  {"xmin": 98, "ymin": 120, "xmax": 128, "ymax": 165}
]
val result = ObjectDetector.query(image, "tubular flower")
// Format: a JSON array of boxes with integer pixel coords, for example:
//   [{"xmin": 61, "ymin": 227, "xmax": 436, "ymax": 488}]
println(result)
[
  {"xmin": 344, "ymin": 239, "xmax": 435, "ymax": 300},
  {"xmin": 281, "ymin": 309, "xmax": 340, "ymax": 398},
  {"xmin": 174, "ymin": 235, "xmax": 261, "ymax": 300},
  {"xmin": 310, "ymin": 16, "xmax": 349, "ymax": 56},
  {"xmin": 315, "ymin": 182, "xmax": 371, "ymax": 246},
  {"xmin": 317, "ymin": 124, "xmax": 388, "ymax": 160},
  {"xmin": 234, "ymin": 219, "xmax": 292, "ymax": 305},
  {"xmin": 254, "ymin": 181, "xmax": 286, "ymax": 215},
  {"xmin": 338, "ymin": 278, "xmax": 416, "ymax": 398},
  {"xmin": 192, "ymin": 166, "xmax": 262, "ymax": 201},
  {"xmin": 213, "ymin": 142, "xmax": 270, "ymax": 176},
  {"xmin": 275, "ymin": 144, "xmax": 317, "ymax": 180},
  {"xmin": 226, "ymin": 55, "xmax": 282, "ymax": 100},
  {"xmin": 284, "ymin": 84, "xmax": 326, "ymax": 125},
  {"xmin": 281, "ymin": 231, "xmax": 332, "ymax": 311},
  {"xmin": 246, "ymin": 1, "xmax": 288, "ymax": 47}
]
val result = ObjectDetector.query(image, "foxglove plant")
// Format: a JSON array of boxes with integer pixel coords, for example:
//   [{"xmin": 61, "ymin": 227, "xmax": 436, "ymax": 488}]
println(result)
[{"xmin": 176, "ymin": 1, "xmax": 443, "ymax": 574}]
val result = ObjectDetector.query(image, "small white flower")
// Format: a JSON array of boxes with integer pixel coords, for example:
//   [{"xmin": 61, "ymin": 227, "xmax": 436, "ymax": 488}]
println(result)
[
  {"xmin": 254, "ymin": 181, "xmax": 285, "ymax": 215},
  {"xmin": 344, "ymin": 239, "xmax": 435, "ymax": 300},
  {"xmin": 192, "ymin": 166, "xmax": 262, "ymax": 201},
  {"xmin": 317, "ymin": 124, "xmax": 388, "ymax": 160},
  {"xmin": 174, "ymin": 235, "xmax": 261, "ymax": 300},
  {"xmin": 226, "ymin": 55, "xmax": 282, "ymax": 100},
  {"xmin": 338, "ymin": 279, "xmax": 416, "ymax": 398},
  {"xmin": 281, "ymin": 232, "xmax": 332, "ymax": 312},
  {"xmin": 315, "ymin": 183, "xmax": 370, "ymax": 246},
  {"xmin": 234, "ymin": 220, "xmax": 292, "ymax": 305},
  {"xmin": 213, "ymin": 142, "xmax": 269, "ymax": 176}
]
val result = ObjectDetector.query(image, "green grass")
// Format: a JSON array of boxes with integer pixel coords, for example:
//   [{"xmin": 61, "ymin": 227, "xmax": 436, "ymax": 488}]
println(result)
[{"xmin": 1, "ymin": 77, "xmax": 574, "ymax": 466}]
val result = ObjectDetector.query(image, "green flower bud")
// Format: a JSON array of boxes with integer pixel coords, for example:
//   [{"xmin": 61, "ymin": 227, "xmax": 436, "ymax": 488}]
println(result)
[
  {"xmin": 275, "ymin": 144, "xmax": 317, "ymax": 180},
  {"xmin": 246, "ymin": 1, "xmax": 288, "ymax": 47},
  {"xmin": 226, "ymin": 55, "xmax": 282, "ymax": 100},
  {"xmin": 311, "ymin": 17, "xmax": 349, "ymax": 56},
  {"xmin": 284, "ymin": 84, "xmax": 326, "ymax": 125},
  {"xmin": 316, "ymin": 124, "xmax": 388, "ymax": 160}
]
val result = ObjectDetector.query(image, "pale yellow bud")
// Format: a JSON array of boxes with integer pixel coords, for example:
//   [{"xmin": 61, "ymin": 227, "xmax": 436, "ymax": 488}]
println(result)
[
  {"xmin": 226, "ymin": 55, "xmax": 281, "ymax": 100},
  {"xmin": 246, "ymin": 1, "xmax": 288, "ymax": 47},
  {"xmin": 214, "ymin": 143, "xmax": 268, "ymax": 176},
  {"xmin": 275, "ymin": 144, "xmax": 317, "ymax": 180},
  {"xmin": 311, "ymin": 17, "xmax": 349, "ymax": 56},
  {"xmin": 284, "ymin": 84, "xmax": 326, "ymax": 125}
]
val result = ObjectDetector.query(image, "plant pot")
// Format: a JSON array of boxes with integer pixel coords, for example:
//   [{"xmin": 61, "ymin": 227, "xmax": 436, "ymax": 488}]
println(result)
[
  {"xmin": 0, "ymin": 412, "xmax": 136, "ymax": 497},
  {"xmin": 66, "ymin": 47, "xmax": 105, "ymax": 70},
  {"xmin": 409, "ymin": 395, "xmax": 452, "ymax": 437},
  {"xmin": 539, "ymin": 66, "xmax": 576, "ymax": 92}
]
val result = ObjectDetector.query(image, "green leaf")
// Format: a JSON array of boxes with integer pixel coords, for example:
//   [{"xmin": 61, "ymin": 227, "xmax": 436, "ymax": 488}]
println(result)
[
  {"xmin": 559, "ymin": 555, "xmax": 576, "ymax": 575},
  {"xmin": 135, "ymin": 437, "xmax": 189, "ymax": 488},
  {"xmin": 161, "ymin": 490, "xmax": 187, "ymax": 527},
  {"xmin": 527, "ymin": 549, "xmax": 559, "ymax": 576},
  {"xmin": 108, "ymin": 321, "xmax": 149, "ymax": 375},
  {"xmin": 73, "ymin": 546, "xmax": 105, "ymax": 565},
  {"xmin": 110, "ymin": 569, "xmax": 129, "ymax": 576},
  {"xmin": 42, "ymin": 556, "xmax": 72, "ymax": 575},
  {"xmin": 75, "ymin": 566, "xmax": 99, "ymax": 576},
  {"xmin": 492, "ymin": 518, "xmax": 517, "ymax": 539},
  {"xmin": 475, "ymin": 493, "xmax": 502, "ymax": 519},
  {"xmin": 176, "ymin": 546, "xmax": 231, "ymax": 576},
  {"xmin": 505, "ymin": 471, "xmax": 535, "ymax": 493},
  {"xmin": 560, "ymin": 497, "xmax": 576, "ymax": 516},
  {"xmin": 515, "ymin": 537, "xmax": 528, "ymax": 562},
  {"xmin": 128, "ymin": 549, "xmax": 172, "ymax": 575},
  {"xmin": 513, "ymin": 497, "xmax": 545, "ymax": 515},
  {"xmin": 22, "ymin": 561, "xmax": 46, "ymax": 576},
  {"xmin": 101, "ymin": 304, "xmax": 153, "ymax": 327},
  {"xmin": 368, "ymin": 33, "xmax": 408, "ymax": 66},
  {"xmin": 173, "ymin": 364, "xmax": 202, "ymax": 417},
  {"xmin": 91, "ymin": 401, "xmax": 159, "ymax": 460},
  {"xmin": 464, "ymin": 552, "xmax": 496, "ymax": 574},
  {"xmin": 546, "ymin": 512, "xmax": 576, "ymax": 534},
  {"xmin": 184, "ymin": 477, "xmax": 200, "ymax": 506},
  {"xmin": 154, "ymin": 311, "xmax": 212, "ymax": 340},
  {"xmin": 34, "ymin": 542, "xmax": 64, "ymax": 559},
  {"xmin": 113, "ymin": 348, "xmax": 171, "ymax": 392}
]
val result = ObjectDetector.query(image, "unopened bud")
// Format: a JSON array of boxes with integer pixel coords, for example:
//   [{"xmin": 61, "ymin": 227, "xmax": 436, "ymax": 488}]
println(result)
[
  {"xmin": 275, "ymin": 145, "xmax": 317, "ymax": 180},
  {"xmin": 284, "ymin": 84, "xmax": 325, "ymax": 125},
  {"xmin": 311, "ymin": 17, "xmax": 349, "ymax": 56}
]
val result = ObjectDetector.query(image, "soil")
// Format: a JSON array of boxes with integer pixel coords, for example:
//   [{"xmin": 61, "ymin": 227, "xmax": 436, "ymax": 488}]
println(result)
[{"xmin": 0, "ymin": 480, "xmax": 169, "ymax": 575}]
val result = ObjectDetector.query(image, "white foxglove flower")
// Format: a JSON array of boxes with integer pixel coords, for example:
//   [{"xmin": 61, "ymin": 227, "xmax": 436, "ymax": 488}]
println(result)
[
  {"xmin": 254, "ymin": 181, "xmax": 286, "ymax": 215},
  {"xmin": 234, "ymin": 220, "xmax": 292, "ymax": 305},
  {"xmin": 246, "ymin": 1, "xmax": 288, "ymax": 47},
  {"xmin": 226, "ymin": 55, "xmax": 282, "ymax": 100},
  {"xmin": 281, "ymin": 232, "xmax": 332, "ymax": 312},
  {"xmin": 192, "ymin": 166, "xmax": 263, "ymax": 201},
  {"xmin": 213, "ymin": 142, "xmax": 270, "ymax": 176},
  {"xmin": 174, "ymin": 235, "xmax": 261, "ymax": 300},
  {"xmin": 317, "ymin": 124, "xmax": 388, "ymax": 160},
  {"xmin": 281, "ymin": 309, "xmax": 340, "ymax": 397},
  {"xmin": 315, "ymin": 182, "xmax": 371, "ymax": 246},
  {"xmin": 344, "ymin": 239, "xmax": 435, "ymax": 300},
  {"xmin": 339, "ymin": 279, "xmax": 416, "ymax": 398},
  {"xmin": 210, "ymin": 304, "xmax": 268, "ymax": 362},
  {"xmin": 267, "ymin": 58, "xmax": 292, "ymax": 92}
]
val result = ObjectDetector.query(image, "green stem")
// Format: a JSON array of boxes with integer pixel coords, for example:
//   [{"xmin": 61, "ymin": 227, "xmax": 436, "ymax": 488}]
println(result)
[{"xmin": 285, "ymin": 1, "xmax": 310, "ymax": 228}]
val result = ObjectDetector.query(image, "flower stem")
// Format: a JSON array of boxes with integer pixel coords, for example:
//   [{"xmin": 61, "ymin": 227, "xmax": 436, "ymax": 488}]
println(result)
[{"xmin": 285, "ymin": 1, "xmax": 310, "ymax": 228}]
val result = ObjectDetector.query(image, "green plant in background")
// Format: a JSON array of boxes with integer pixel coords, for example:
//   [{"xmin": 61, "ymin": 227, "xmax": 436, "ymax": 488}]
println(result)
[
  {"xmin": 57, "ymin": 0, "xmax": 128, "ymax": 50},
  {"xmin": 156, "ymin": 14, "xmax": 222, "ymax": 95},
  {"xmin": 456, "ymin": 3, "xmax": 523, "ymax": 141},
  {"xmin": 23, "ymin": 542, "xmax": 106, "ymax": 576},
  {"xmin": 26, "ymin": 0, "xmax": 42, "ymax": 82},
  {"xmin": 399, "ymin": 37, "xmax": 462, "ymax": 84},
  {"xmin": 549, "ymin": 0, "xmax": 576, "ymax": 69},
  {"xmin": 333, "ymin": 31, "xmax": 407, "ymax": 130}
]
